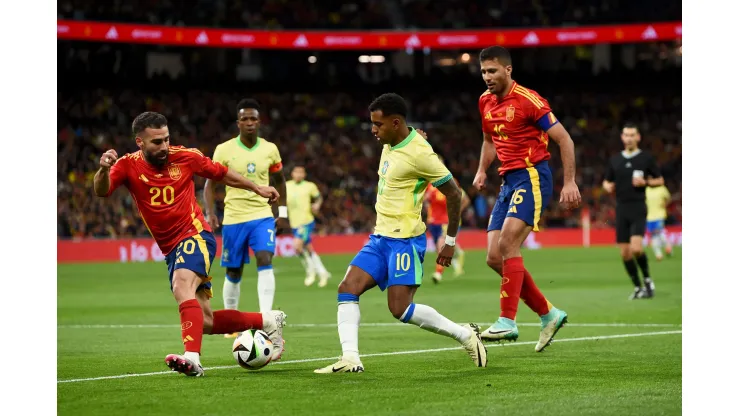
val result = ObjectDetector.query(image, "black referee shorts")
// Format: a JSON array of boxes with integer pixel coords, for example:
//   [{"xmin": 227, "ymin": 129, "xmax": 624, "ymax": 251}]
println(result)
[{"xmin": 615, "ymin": 202, "xmax": 647, "ymax": 243}]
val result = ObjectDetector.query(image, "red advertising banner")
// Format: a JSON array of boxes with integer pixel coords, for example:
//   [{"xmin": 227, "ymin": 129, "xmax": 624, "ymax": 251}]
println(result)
[
  {"xmin": 57, "ymin": 226, "xmax": 682, "ymax": 264},
  {"xmin": 57, "ymin": 20, "xmax": 681, "ymax": 50}
]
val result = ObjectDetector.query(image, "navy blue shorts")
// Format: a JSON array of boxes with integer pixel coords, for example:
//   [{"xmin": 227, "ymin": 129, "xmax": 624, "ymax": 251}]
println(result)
[
  {"xmin": 165, "ymin": 231, "xmax": 217, "ymax": 298},
  {"xmin": 487, "ymin": 161, "xmax": 553, "ymax": 232},
  {"xmin": 350, "ymin": 234, "xmax": 427, "ymax": 291},
  {"xmin": 427, "ymin": 224, "xmax": 447, "ymax": 242}
]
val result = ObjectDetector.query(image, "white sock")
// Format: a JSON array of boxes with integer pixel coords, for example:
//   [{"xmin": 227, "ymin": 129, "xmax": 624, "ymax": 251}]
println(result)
[
  {"xmin": 454, "ymin": 245, "xmax": 464, "ymax": 257},
  {"xmin": 311, "ymin": 252, "xmax": 329, "ymax": 275},
  {"xmin": 651, "ymin": 235, "xmax": 662, "ymax": 257},
  {"xmin": 301, "ymin": 251, "xmax": 316, "ymax": 276},
  {"xmin": 223, "ymin": 278, "xmax": 241, "ymax": 310},
  {"xmin": 338, "ymin": 301, "xmax": 361, "ymax": 362},
  {"xmin": 660, "ymin": 231, "xmax": 672, "ymax": 250},
  {"xmin": 257, "ymin": 268, "xmax": 275, "ymax": 313},
  {"xmin": 402, "ymin": 303, "xmax": 471, "ymax": 343},
  {"xmin": 183, "ymin": 351, "xmax": 201, "ymax": 366}
]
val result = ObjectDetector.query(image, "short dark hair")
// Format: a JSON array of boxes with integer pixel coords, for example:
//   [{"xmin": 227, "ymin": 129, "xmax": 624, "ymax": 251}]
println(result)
[
  {"xmin": 623, "ymin": 122, "xmax": 640, "ymax": 133},
  {"xmin": 132, "ymin": 112, "xmax": 167, "ymax": 136},
  {"xmin": 368, "ymin": 93, "xmax": 408, "ymax": 118},
  {"xmin": 237, "ymin": 98, "xmax": 261, "ymax": 114},
  {"xmin": 479, "ymin": 46, "xmax": 512, "ymax": 66}
]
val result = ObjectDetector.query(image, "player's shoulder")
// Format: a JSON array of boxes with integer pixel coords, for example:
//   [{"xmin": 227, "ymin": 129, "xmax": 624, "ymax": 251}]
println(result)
[
  {"xmin": 479, "ymin": 89, "xmax": 492, "ymax": 102},
  {"xmin": 215, "ymin": 137, "xmax": 237, "ymax": 150},
  {"xmin": 115, "ymin": 150, "xmax": 143, "ymax": 167},
  {"xmin": 169, "ymin": 145, "xmax": 205, "ymax": 159},
  {"xmin": 512, "ymin": 83, "xmax": 548, "ymax": 109},
  {"xmin": 259, "ymin": 137, "xmax": 279, "ymax": 150}
]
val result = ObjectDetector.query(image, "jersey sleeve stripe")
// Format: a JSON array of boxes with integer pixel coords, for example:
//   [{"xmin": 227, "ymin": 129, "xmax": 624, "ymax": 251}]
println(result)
[
  {"xmin": 432, "ymin": 173, "xmax": 453, "ymax": 188},
  {"xmin": 514, "ymin": 86, "xmax": 544, "ymax": 109},
  {"xmin": 479, "ymin": 90, "xmax": 491, "ymax": 99}
]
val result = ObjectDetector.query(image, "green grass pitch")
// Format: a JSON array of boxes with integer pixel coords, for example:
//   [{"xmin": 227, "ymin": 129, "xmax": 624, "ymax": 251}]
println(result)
[{"xmin": 58, "ymin": 246, "xmax": 681, "ymax": 416}]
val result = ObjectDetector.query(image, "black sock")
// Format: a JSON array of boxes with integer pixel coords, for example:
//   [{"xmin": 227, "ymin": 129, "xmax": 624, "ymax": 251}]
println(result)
[
  {"xmin": 623, "ymin": 259, "xmax": 641, "ymax": 288},
  {"xmin": 635, "ymin": 253, "xmax": 650, "ymax": 279}
]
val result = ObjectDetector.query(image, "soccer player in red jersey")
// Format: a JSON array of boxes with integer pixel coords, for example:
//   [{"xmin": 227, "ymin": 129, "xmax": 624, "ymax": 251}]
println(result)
[
  {"xmin": 472, "ymin": 46, "xmax": 581, "ymax": 352},
  {"xmin": 93, "ymin": 112, "xmax": 286, "ymax": 377},
  {"xmin": 424, "ymin": 162, "xmax": 470, "ymax": 283}
]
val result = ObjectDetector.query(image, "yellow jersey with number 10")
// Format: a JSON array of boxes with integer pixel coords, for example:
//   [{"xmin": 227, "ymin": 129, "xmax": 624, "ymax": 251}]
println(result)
[
  {"xmin": 286, "ymin": 179, "xmax": 320, "ymax": 228},
  {"xmin": 212, "ymin": 136, "xmax": 282, "ymax": 225},
  {"xmin": 374, "ymin": 129, "xmax": 453, "ymax": 239},
  {"xmin": 645, "ymin": 185, "xmax": 670, "ymax": 221}
]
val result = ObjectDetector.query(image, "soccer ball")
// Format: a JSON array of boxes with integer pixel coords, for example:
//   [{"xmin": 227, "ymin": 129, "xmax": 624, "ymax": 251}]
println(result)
[{"xmin": 232, "ymin": 329, "xmax": 274, "ymax": 370}]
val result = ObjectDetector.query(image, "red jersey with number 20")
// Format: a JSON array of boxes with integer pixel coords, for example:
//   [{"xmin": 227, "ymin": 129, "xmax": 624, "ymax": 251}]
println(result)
[
  {"xmin": 106, "ymin": 146, "xmax": 228, "ymax": 255},
  {"xmin": 478, "ymin": 81, "xmax": 559, "ymax": 175}
]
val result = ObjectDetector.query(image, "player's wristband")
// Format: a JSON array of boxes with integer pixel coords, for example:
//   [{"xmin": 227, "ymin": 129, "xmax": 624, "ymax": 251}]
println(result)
[
  {"xmin": 445, "ymin": 235, "xmax": 456, "ymax": 246},
  {"xmin": 278, "ymin": 206, "xmax": 288, "ymax": 218}
]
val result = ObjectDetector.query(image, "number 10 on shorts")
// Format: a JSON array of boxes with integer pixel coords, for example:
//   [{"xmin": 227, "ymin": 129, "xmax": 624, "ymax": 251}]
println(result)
[{"xmin": 396, "ymin": 253, "xmax": 411, "ymax": 271}]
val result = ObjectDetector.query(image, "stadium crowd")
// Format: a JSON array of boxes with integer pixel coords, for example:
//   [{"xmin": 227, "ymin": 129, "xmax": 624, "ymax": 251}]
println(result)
[{"xmin": 58, "ymin": 0, "xmax": 681, "ymax": 30}]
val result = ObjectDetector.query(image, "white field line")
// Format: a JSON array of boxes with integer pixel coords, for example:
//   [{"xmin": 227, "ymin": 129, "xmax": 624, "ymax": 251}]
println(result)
[
  {"xmin": 57, "ymin": 330, "xmax": 681, "ymax": 384},
  {"xmin": 58, "ymin": 322, "xmax": 681, "ymax": 329}
]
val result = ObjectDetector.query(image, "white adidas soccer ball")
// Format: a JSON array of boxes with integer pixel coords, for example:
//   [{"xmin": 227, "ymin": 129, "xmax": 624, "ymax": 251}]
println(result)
[{"xmin": 232, "ymin": 329, "xmax": 274, "ymax": 370}]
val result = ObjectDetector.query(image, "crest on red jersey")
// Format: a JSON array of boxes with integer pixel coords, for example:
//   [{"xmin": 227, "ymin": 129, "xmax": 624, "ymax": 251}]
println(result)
[
  {"xmin": 506, "ymin": 105, "xmax": 516, "ymax": 122},
  {"xmin": 168, "ymin": 165, "xmax": 182, "ymax": 180}
]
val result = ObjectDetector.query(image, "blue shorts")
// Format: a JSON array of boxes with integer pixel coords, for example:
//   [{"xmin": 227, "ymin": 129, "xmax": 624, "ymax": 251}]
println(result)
[
  {"xmin": 165, "ymin": 231, "xmax": 217, "ymax": 298},
  {"xmin": 487, "ymin": 161, "xmax": 553, "ymax": 232},
  {"xmin": 427, "ymin": 224, "xmax": 447, "ymax": 243},
  {"xmin": 646, "ymin": 219, "xmax": 665, "ymax": 234},
  {"xmin": 221, "ymin": 217, "xmax": 276, "ymax": 268},
  {"xmin": 292, "ymin": 221, "xmax": 316, "ymax": 244},
  {"xmin": 350, "ymin": 234, "xmax": 427, "ymax": 291}
]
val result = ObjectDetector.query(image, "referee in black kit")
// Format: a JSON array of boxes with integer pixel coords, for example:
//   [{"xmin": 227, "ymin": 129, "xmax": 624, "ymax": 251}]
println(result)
[{"xmin": 602, "ymin": 123, "xmax": 664, "ymax": 300}]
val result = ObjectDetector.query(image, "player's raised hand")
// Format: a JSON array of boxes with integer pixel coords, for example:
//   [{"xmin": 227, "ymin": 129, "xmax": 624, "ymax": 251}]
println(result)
[
  {"xmin": 99, "ymin": 149, "xmax": 118, "ymax": 170},
  {"xmin": 256, "ymin": 185, "xmax": 280, "ymax": 204},
  {"xmin": 560, "ymin": 181, "xmax": 582, "ymax": 209},
  {"xmin": 436, "ymin": 243, "xmax": 455, "ymax": 267},
  {"xmin": 206, "ymin": 212, "xmax": 220, "ymax": 230},
  {"xmin": 473, "ymin": 171, "xmax": 487, "ymax": 191}
]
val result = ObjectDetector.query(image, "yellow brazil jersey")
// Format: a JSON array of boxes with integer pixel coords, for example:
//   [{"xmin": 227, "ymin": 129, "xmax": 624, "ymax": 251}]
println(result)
[
  {"xmin": 646, "ymin": 185, "xmax": 670, "ymax": 221},
  {"xmin": 286, "ymin": 179, "xmax": 320, "ymax": 228},
  {"xmin": 374, "ymin": 129, "xmax": 453, "ymax": 238},
  {"xmin": 212, "ymin": 136, "xmax": 282, "ymax": 225}
]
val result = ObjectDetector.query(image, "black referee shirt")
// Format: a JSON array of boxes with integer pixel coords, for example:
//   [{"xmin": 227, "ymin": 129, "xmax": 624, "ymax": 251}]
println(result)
[{"xmin": 605, "ymin": 150, "xmax": 661, "ymax": 204}]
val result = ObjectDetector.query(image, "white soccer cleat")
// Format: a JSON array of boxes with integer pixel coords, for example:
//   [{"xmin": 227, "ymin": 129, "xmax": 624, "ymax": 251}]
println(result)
[
  {"xmin": 535, "ymin": 308, "xmax": 568, "ymax": 353},
  {"xmin": 224, "ymin": 332, "xmax": 239, "ymax": 339},
  {"xmin": 318, "ymin": 272, "xmax": 331, "ymax": 288},
  {"xmin": 165, "ymin": 354, "xmax": 204, "ymax": 377},
  {"xmin": 304, "ymin": 274, "xmax": 317, "ymax": 287},
  {"xmin": 461, "ymin": 323, "xmax": 488, "ymax": 367},
  {"xmin": 314, "ymin": 357, "xmax": 364, "ymax": 374},
  {"xmin": 263, "ymin": 310, "xmax": 287, "ymax": 361}
]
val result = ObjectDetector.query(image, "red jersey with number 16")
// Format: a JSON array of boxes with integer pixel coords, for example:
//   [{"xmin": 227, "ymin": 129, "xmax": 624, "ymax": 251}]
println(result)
[
  {"xmin": 106, "ymin": 146, "xmax": 228, "ymax": 255},
  {"xmin": 478, "ymin": 81, "xmax": 559, "ymax": 175}
]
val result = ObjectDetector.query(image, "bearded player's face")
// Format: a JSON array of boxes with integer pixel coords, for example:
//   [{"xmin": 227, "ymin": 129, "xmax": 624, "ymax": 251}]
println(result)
[
  {"xmin": 136, "ymin": 126, "xmax": 170, "ymax": 167},
  {"xmin": 480, "ymin": 59, "xmax": 512, "ymax": 95},
  {"xmin": 370, "ymin": 110, "xmax": 400, "ymax": 145}
]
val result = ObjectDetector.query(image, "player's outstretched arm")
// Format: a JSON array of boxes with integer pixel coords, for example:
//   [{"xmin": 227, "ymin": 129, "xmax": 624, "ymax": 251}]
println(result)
[
  {"xmin": 546, "ymin": 123, "xmax": 582, "ymax": 209},
  {"xmin": 435, "ymin": 178, "xmax": 462, "ymax": 267},
  {"xmin": 473, "ymin": 132, "xmax": 496, "ymax": 191},
  {"xmin": 269, "ymin": 169, "xmax": 289, "ymax": 232},
  {"xmin": 220, "ymin": 167, "xmax": 280, "ymax": 203},
  {"xmin": 93, "ymin": 149, "xmax": 119, "ymax": 197}
]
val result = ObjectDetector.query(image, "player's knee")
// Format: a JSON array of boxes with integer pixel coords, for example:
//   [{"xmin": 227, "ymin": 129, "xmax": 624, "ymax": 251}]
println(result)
[
  {"xmin": 388, "ymin": 300, "xmax": 411, "ymax": 320},
  {"xmin": 226, "ymin": 268, "xmax": 242, "ymax": 283},
  {"xmin": 497, "ymin": 234, "xmax": 518, "ymax": 258},
  {"xmin": 486, "ymin": 254, "xmax": 503, "ymax": 275},
  {"xmin": 631, "ymin": 246, "xmax": 644, "ymax": 257},
  {"xmin": 255, "ymin": 252, "xmax": 273, "ymax": 267}
]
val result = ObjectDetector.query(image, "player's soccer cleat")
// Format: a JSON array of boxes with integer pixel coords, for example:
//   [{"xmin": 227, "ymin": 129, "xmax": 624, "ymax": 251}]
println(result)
[
  {"xmin": 263, "ymin": 310, "xmax": 287, "ymax": 361},
  {"xmin": 313, "ymin": 357, "xmax": 365, "ymax": 374},
  {"xmin": 461, "ymin": 323, "xmax": 488, "ymax": 367},
  {"xmin": 452, "ymin": 251, "xmax": 465, "ymax": 277},
  {"xmin": 535, "ymin": 308, "xmax": 568, "ymax": 353},
  {"xmin": 165, "ymin": 354, "xmax": 204, "ymax": 377},
  {"xmin": 432, "ymin": 272, "xmax": 442, "ymax": 284},
  {"xmin": 628, "ymin": 287, "xmax": 647, "ymax": 300},
  {"xmin": 224, "ymin": 332, "xmax": 239, "ymax": 339},
  {"xmin": 643, "ymin": 278, "xmax": 655, "ymax": 298},
  {"xmin": 304, "ymin": 274, "xmax": 317, "ymax": 287},
  {"xmin": 480, "ymin": 317, "xmax": 519, "ymax": 342},
  {"xmin": 318, "ymin": 271, "xmax": 331, "ymax": 288}
]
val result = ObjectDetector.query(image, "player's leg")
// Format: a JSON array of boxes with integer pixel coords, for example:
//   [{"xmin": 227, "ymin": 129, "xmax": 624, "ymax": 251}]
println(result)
[
  {"xmin": 220, "ymin": 222, "xmax": 249, "ymax": 311},
  {"xmin": 314, "ymin": 237, "xmax": 383, "ymax": 374},
  {"xmin": 660, "ymin": 221, "xmax": 673, "ymax": 256},
  {"xmin": 304, "ymin": 222, "xmax": 331, "ymax": 286},
  {"xmin": 386, "ymin": 235, "xmax": 487, "ymax": 367},
  {"xmin": 429, "ymin": 224, "xmax": 445, "ymax": 283},
  {"xmin": 630, "ymin": 212, "xmax": 654, "ymax": 297},
  {"xmin": 617, "ymin": 208, "xmax": 644, "ymax": 300},
  {"xmin": 250, "ymin": 218, "xmax": 278, "ymax": 313},
  {"xmin": 648, "ymin": 221, "xmax": 664, "ymax": 261},
  {"xmin": 294, "ymin": 226, "xmax": 317, "ymax": 286}
]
